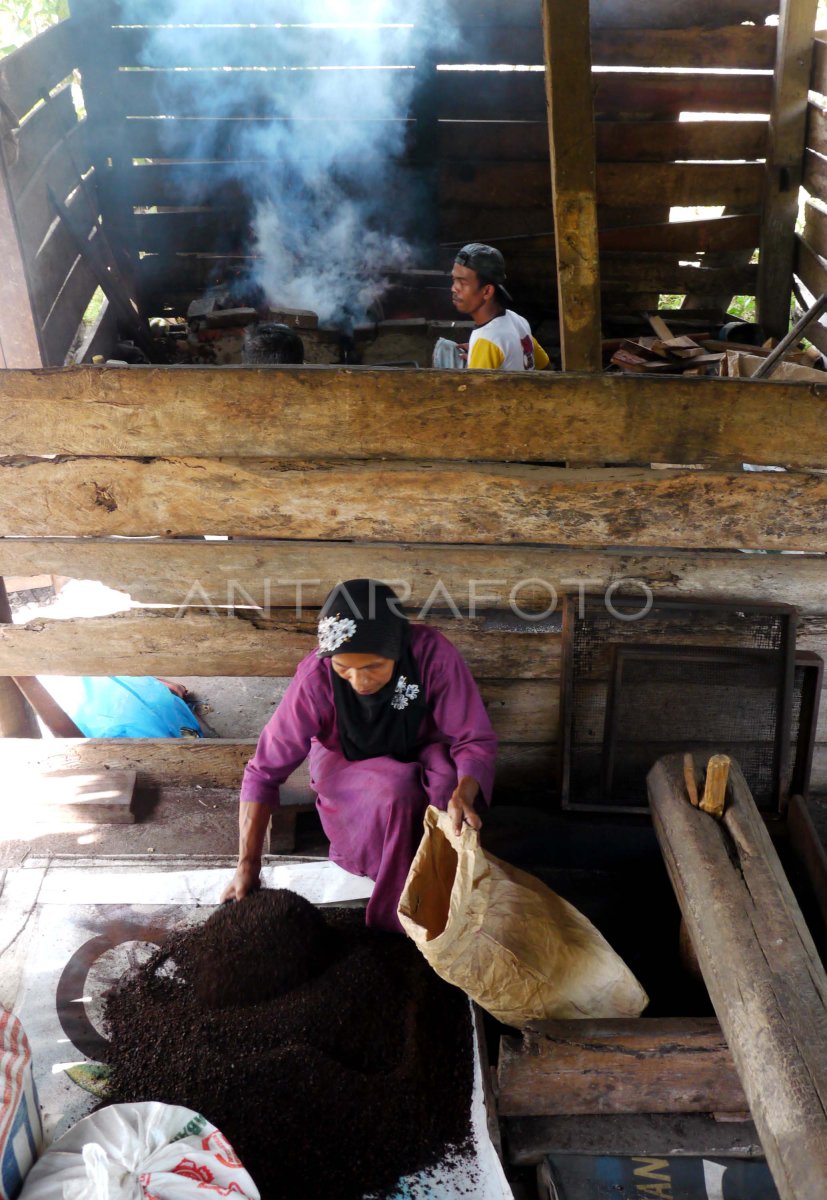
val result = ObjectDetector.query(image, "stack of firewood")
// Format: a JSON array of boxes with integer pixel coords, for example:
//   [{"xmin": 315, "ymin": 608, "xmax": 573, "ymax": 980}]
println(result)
[{"xmin": 605, "ymin": 315, "xmax": 825, "ymax": 379}]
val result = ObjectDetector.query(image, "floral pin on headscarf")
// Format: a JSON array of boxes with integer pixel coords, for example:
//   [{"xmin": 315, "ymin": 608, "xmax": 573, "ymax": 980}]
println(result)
[{"xmin": 317, "ymin": 614, "xmax": 357, "ymax": 656}]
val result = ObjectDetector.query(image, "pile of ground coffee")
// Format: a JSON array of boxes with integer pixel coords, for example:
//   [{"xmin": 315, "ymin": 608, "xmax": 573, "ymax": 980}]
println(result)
[
  {"xmin": 103, "ymin": 890, "xmax": 474, "ymax": 1199},
  {"xmin": 188, "ymin": 888, "xmax": 334, "ymax": 1009}
]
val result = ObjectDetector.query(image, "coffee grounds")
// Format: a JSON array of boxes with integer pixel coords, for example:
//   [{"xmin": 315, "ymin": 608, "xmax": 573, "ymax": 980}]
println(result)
[
  {"xmin": 188, "ymin": 888, "xmax": 334, "ymax": 1009},
  {"xmin": 102, "ymin": 890, "xmax": 475, "ymax": 1200}
]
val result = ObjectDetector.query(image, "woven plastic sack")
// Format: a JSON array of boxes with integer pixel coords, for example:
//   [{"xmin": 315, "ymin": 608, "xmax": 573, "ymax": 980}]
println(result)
[
  {"xmin": 398, "ymin": 807, "xmax": 649, "ymax": 1027},
  {"xmin": 431, "ymin": 337, "xmax": 464, "ymax": 369},
  {"xmin": 1, "ymin": 1011, "xmax": 43, "ymax": 1200},
  {"xmin": 18, "ymin": 1104, "xmax": 259, "ymax": 1200}
]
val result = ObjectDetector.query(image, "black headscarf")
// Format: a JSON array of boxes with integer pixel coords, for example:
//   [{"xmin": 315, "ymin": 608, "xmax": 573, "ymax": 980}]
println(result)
[{"xmin": 316, "ymin": 579, "xmax": 427, "ymax": 762}]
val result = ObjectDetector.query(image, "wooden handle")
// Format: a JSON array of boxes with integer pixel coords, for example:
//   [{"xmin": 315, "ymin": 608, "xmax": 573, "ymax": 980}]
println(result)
[{"xmin": 700, "ymin": 754, "xmax": 731, "ymax": 819}]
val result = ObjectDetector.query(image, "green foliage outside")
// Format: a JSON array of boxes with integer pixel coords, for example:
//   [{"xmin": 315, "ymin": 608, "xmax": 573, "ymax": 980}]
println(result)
[
  {"xmin": 659, "ymin": 293, "xmax": 757, "ymax": 323},
  {"xmin": 0, "ymin": 0, "xmax": 68, "ymax": 57}
]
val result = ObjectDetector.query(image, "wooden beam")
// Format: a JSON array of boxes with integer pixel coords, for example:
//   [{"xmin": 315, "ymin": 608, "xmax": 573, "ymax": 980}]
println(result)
[
  {"xmin": 46, "ymin": 180, "xmax": 148, "ymax": 349},
  {"xmin": 758, "ymin": 0, "xmax": 820, "ymax": 338},
  {"xmin": 794, "ymin": 235, "xmax": 827, "ymax": 305},
  {"xmin": 32, "ymin": 213, "xmax": 91, "ymax": 329},
  {"xmin": 67, "ymin": 5, "xmax": 137, "ymax": 285},
  {"xmin": 809, "ymin": 36, "xmax": 827, "ymax": 95},
  {"xmin": 40, "ymin": 253, "xmax": 97, "ymax": 367},
  {"xmin": 505, "ymin": 1112, "xmax": 762, "ymax": 1165},
  {"xmin": 15, "ymin": 126, "xmax": 95, "ymax": 264},
  {"xmin": 0, "ymin": 611, "xmax": 561, "ymax": 680},
  {"xmin": 434, "ymin": 71, "xmax": 772, "ymax": 123},
  {"xmin": 786, "ymin": 793, "xmax": 827, "ymax": 952},
  {"xmin": 541, "ymin": 0, "xmax": 601, "ymax": 371},
  {"xmin": 5, "ymin": 367, "xmax": 827, "ymax": 469},
  {"xmin": 26, "ymin": 767, "xmax": 135, "ymax": 823},
  {"xmin": 7, "ymin": 84, "xmax": 76, "ymax": 200},
  {"xmin": 0, "ymin": 736, "xmax": 556, "ymax": 798},
  {"xmin": 648, "ymin": 753, "xmax": 827, "ymax": 1200},
  {"xmin": 112, "ymin": 21, "xmax": 776, "ymax": 73},
  {"xmin": 599, "ymin": 119, "xmax": 767, "ymax": 164},
  {"xmin": 590, "ymin": 24, "xmax": 777, "ymax": 70},
  {"xmin": 599, "ymin": 214, "xmax": 761, "ymax": 255},
  {"xmin": 0, "ymin": 118, "xmax": 43, "ymax": 367},
  {"xmin": 0, "ymin": 578, "xmax": 39, "ymax": 737},
  {"xmin": 600, "ymin": 256, "xmax": 757, "ymax": 295},
  {"xmin": 10, "ymin": 675, "xmax": 84, "ymax": 737},
  {"xmin": 589, "ymin": 1, "xmax": 779, "ymax": 30},
  {"xmin": 2, "ymin": 540, "xmax": 827, "ymax": 613},
  {"xmin": 597, "ymin": 162, "xmax": 763, "ymax": 209},
  {"xmin": 497, "ymin": 1018, "xmax": 748, "ymax": 1116},
  {"xmin": 801, "ymin": 198, "xmax": 827, "ymax": 263},
  {"xmin": 2, "ymin": 458, "xmax": 826, "ymax": 550},
  {"xmin": 437, "ymin": 160, "xmax": 763, "ymax": 214},
  {"xmin": 0, "ymin": 20, "xmax": 78, "ymax": 122}
]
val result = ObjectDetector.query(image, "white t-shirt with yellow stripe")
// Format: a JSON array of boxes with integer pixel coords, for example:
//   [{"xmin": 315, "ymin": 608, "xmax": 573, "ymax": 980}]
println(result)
[{"xmin": 467, "ymin": 310, "xmax": 549, "ymax": 371}]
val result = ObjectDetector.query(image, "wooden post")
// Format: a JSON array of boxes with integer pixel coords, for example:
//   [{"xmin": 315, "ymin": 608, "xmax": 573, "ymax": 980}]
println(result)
[
  {"xmin": 648, "ymin": 753, "xmax": 827, "ymax": 1200},
  {"xmin": 700, "ymin": 753, "xmax": 730, "ymax": 818},
  {"xmin": 0, "ymin": 579, "xmax": 40, "ymax": 737},
  {"xmin": 10, "ymin": 676, "xmax": 84, "ymax": 738},
  {"xmin": 758, "ymin": 0, "xmax": 820, "ymax": 339},
  {"xmin": 0, "ymin": 115, "xmax": 43, "ymax": 367},
  {"xmin": 541, "ymin": 0, "xmax": 602, "ymax": 371}
]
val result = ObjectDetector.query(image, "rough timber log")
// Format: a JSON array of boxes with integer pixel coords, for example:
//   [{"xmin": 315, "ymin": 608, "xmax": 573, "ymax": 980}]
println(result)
[
  {"xmin": 0, "ymin": 739, "xmax": 554, "ymax": 798},
  {"xmin": 0, "ymin": 578, "xmax": 39, "ymax": 738},
  {"xmin": 3, "ymin": 368, "xmax": 827, "ymax": 469},
  {"xmin": 497, "ymin": 1018, "xmax": 747, "ymax": 1117},
  {"xmin": 647, "ymin": 753, "xmax": 827, "ymax": 1200},
  {"xmin": 2, "ymin": 541, "xmax": 827, "ymax": 614},
  {"xmin": 2, "ymin": 458, "xmax": 827, "ymax": 549},
  {"xmin": 0, "ymin": 611, "xmax": 560, "ymax": 680}
]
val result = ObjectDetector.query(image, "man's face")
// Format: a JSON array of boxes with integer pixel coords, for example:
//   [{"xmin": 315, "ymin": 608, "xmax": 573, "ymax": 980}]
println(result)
[{"xmin": 451, "ymin": 263, "xmax": 492, "ymax": 315}]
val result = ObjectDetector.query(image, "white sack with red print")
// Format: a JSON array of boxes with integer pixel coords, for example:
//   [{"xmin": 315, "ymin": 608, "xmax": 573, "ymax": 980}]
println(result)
[{"xmin": 18, "ymin": 1103, "xmax": 259, "ymax": 1200}]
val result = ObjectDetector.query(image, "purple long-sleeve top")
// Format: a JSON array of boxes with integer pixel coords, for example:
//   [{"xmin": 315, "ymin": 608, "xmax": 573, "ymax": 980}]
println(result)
[{"xmin": 240, "ymin": 623, "xmax": 497, "ymax": 807}]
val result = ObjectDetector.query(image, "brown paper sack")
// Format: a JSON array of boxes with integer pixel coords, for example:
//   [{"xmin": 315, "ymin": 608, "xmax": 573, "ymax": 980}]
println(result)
[{"xmin": 398, "ymin": 806, "xmax": 649, "ymax": 1027}]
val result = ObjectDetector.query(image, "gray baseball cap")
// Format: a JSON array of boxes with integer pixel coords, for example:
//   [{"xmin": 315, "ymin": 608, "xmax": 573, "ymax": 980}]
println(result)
[{"xmin": 454, "ymin": 243, "xmax": 512, "ymax": 303}]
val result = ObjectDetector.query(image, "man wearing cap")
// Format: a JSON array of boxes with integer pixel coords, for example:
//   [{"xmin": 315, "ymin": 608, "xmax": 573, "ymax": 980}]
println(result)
[{"xmin": 451, "ymin": 242, "xmax": 550, "ymax": 371}]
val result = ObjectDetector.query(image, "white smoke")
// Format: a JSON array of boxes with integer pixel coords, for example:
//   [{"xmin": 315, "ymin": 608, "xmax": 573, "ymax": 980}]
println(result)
[
  {"xmin": 253, "ymin": 199, "xmax": 412, "ymax": 325},
  {"xmin": 128, "ymin": 0, "xmax": 450, "ymax": 325}
]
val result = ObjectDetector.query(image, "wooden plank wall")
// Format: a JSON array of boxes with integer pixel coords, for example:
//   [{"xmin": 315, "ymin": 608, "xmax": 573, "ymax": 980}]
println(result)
[
  {"xmin": 67, "ymin": 0, "xmax": 441, "ymax": 318},
  {"xmin": 795, "ymin": 36, "xmax": 827, "ymax": 352},
  {"xmin": 61, "ymin": 0, "xmax": 777, "ymax": 321},
  {"xmin": 439, "ymin": 0, "xmax": 773, "ymax": 316},
  {"xmin": 0, "ymin": 21, "xmax": 100, "ymax": 366},
  {"xmin": 1, "ymin": 366, "xmax": 826, "ymax": 802}
]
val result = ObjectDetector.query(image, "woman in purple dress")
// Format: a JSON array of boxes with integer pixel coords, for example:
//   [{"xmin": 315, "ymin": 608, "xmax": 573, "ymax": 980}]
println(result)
[{"xmin": 221, "ymin": 579, "xmax": 497, "ymax": 932}]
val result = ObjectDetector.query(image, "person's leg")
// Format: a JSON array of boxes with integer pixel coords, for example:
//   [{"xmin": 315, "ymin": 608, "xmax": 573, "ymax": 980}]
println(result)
[
  {"xmin": 361, "ymin": 791, "xmax": 431, "ymax": 933},
  {"xmin": 314, "ymin": 781, "xmax": 429, "ymax": 934},
  {"xmin": 310, "ymin": 744, "xmax": 436, "ymax": 933},
  {"xmin": 309, "ymin": 741, "xmax": 462, "ymax": 933}
]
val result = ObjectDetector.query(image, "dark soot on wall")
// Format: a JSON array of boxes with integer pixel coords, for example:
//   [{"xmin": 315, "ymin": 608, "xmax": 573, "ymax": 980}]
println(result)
[{"xmin": 103, "ymin": 889, "xmax": 475, "ymax": 1200}]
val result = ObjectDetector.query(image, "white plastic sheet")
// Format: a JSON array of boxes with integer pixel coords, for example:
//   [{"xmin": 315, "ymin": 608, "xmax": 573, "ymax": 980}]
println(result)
[{"xmin": 8, "ymin": 861, "xmax": 512, "ymax": 1200}]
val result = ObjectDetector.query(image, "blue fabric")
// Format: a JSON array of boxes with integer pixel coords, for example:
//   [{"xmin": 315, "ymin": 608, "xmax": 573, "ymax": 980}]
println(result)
[{"xmin": 70, "ymin": 677, "xmax": 201, "ymax": 739}]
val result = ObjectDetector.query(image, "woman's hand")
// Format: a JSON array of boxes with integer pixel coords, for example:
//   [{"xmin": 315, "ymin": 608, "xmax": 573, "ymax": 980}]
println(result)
[
  {"xmin": 220, "ymin": 860, "xmax": 261, "ymax": 903},
  {"xmin": 447, "ymin": 775, "xmax": 482, "ymax": 836},
  {"xmin": 221, "ymin": 801, "xmax": 272, "ymax": 902}
]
